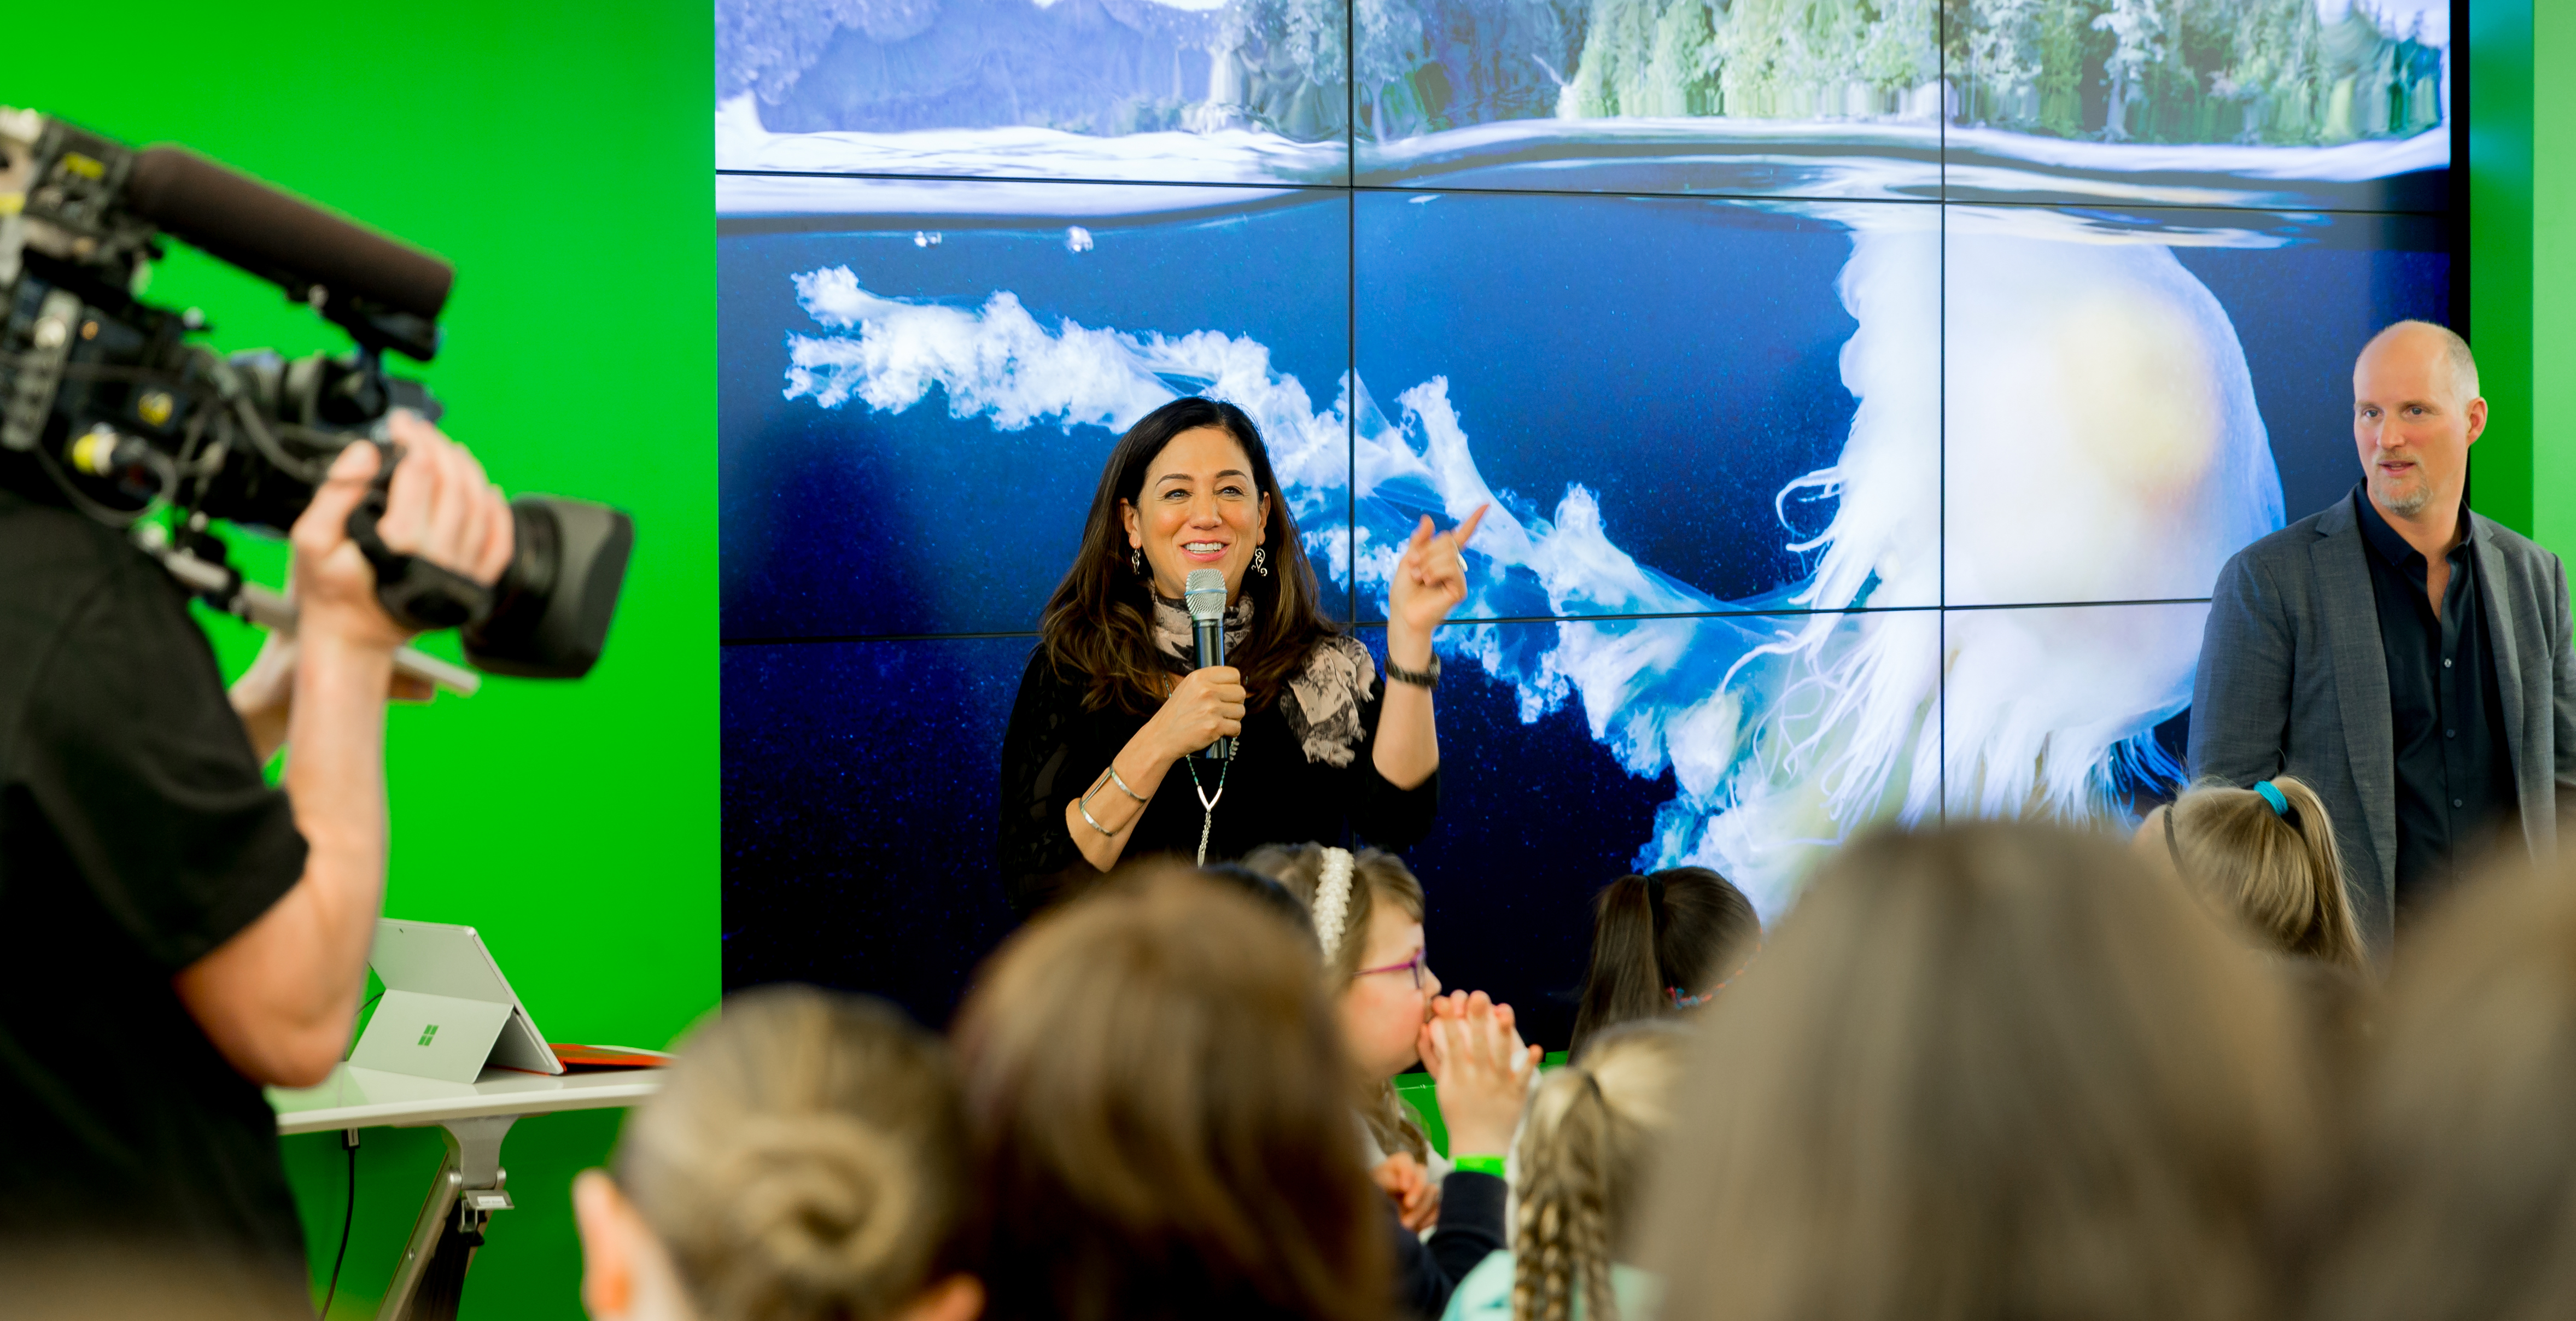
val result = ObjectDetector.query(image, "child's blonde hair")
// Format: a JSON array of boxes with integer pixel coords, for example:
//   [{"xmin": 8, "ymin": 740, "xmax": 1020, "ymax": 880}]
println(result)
[
  {"xmin": 1511, "ymin": 1021, "xmax": 1691, "ymax": 1321},
  {"xmin": 2149, "ymin": 776, "xmax": 2364, "ymax": 970},
  {"xmin": 615, "ymin": 986, "xmax": 965, "ymax": 1321},
  {"xmin": 1243, "ymin": 841, "xmax": 1433, "ymax": 1164}
]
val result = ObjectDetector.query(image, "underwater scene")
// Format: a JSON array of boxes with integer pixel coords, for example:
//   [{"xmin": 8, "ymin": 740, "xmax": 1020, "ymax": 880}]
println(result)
[{"xmin": 717, "ymin": 0, "xmax": 2456, "ymax": 1030}]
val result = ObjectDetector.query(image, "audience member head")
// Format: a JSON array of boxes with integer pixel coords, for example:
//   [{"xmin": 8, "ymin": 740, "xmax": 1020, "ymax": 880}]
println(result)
[
  {"xmin": 2139, "ymin": 776, "xmax": 2364, "ymax": 971},
  {"xmin": 575, "ymin": 985, "xmax": 978, "ymax": 1321},
  {"xmin": 954, "ymin": 863, "xmax": 1388, "ymax": 1321},
  {"xmin": 1643, "ymin": 821, "xmax": 2322, "ymax": 1321},
  {"xmin": 2353, "ymin": 319, "xmax": 2485, "ymax": 521},
  {"xmin": 2306, "ymin": 857, "xmax": 2576, "ymax": 1321},
  {"xmin": 1511, "ymin": 1020, "xmax": 1693, "ymax": 1321},
  {"xmin": 1570, "ymin": 867, "xmax": 1760, "ymax": 1051},
  {"xmin": 1244, "ymin": 842, "xmax": 1440, "ymax": 1161},
  {"xmin": 1198, "ymin": 861, "xmax": 1318, "ymax": 940}
]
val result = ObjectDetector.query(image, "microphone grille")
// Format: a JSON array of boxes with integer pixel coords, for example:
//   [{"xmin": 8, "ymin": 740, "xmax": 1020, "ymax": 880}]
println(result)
[{"xmin": 1184, "ymin": 569, "xmax": 1228, "ymax": 622}]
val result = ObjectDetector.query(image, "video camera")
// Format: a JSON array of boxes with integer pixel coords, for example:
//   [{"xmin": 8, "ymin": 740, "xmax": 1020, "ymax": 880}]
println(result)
[{"xmin": 0, "ymin": 108, "xmax": 630, "ymax": 681}]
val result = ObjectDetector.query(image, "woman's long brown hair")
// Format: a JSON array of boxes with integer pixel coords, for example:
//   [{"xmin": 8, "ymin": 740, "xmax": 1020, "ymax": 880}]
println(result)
[
  {"xmin": 1039, "ymin": 397, "xmax": 1340, "ymax": 714},
  {"xmin": 954, "ymin": 863, "xmax": 1390, "ymax": 1321}
]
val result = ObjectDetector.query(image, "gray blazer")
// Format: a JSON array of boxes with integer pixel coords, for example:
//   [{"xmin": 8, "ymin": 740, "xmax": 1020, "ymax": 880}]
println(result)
[{"xmin": 2189, "ymin": 492, "xmax": 2576, "ymax": 951}]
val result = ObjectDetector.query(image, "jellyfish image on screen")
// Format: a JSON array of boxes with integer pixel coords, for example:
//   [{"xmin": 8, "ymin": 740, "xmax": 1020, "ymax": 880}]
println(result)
[{"xmin": 776, "ymin": 213, "xmax": 2283, "ymax": 915}]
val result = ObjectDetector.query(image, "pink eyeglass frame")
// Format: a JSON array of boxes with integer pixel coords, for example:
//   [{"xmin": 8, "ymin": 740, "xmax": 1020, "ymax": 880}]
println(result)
[{"xmin": 1356, "ymin": 949, "xmax": 1429, "ymax": 989}]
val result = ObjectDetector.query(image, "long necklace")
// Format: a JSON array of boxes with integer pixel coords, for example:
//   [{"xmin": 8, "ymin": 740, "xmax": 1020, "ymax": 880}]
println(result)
[{"xmin": 1184, "ymin": 728, "xmax": 1237, "ymax": 867}]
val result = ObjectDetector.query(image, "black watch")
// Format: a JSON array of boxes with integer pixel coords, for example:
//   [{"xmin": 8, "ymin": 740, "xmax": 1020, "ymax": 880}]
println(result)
[{"xmin": 1385, "ymin": 654, "xmax": 1440, "ymax": 689}]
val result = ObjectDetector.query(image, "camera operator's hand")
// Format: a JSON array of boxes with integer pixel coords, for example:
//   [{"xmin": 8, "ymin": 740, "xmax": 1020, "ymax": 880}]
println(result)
[{"xmin": 290, "ymin": 411, "xmax": 513, "ymax": 653}]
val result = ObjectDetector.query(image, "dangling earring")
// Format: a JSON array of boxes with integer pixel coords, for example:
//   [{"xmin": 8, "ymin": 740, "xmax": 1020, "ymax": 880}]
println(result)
[
  {"xmin": 1251, "ymin": 546, "xmax": 1269, "ymax": 577},
  {"xmin": 1130, "ymin": 546, "xmax": 1143, "ymax": 575}
]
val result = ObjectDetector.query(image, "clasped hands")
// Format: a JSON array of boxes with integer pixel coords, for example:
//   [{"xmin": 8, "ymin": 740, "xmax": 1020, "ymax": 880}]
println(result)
[{"xmin": 1371, "ymin": 989, "xmax": 1541, "ymax": 1233}]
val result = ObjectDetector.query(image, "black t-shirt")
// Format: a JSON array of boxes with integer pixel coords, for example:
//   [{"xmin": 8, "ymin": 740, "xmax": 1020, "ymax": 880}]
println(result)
[{"xmin": 0, "ymin": 488, "xmax": 310, "ymax": 1277}]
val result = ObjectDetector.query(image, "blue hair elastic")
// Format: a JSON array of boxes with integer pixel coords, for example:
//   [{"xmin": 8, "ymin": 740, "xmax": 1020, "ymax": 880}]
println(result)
[{"xmin": 2252, "ymin": 780, "xmax": 2290, "ymax": 817}]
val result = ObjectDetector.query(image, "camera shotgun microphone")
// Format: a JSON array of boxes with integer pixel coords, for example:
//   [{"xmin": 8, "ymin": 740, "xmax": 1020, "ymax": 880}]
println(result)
[{"xmin": 1184, "ymin": 568, "xmax": 1231, "ymax": 761}]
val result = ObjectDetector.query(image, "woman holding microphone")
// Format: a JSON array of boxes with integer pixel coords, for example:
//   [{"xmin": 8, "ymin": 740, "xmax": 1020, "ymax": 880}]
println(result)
[{"xmin": 997, "ymin": 397, "xmax": 1483, "ymax": 917}]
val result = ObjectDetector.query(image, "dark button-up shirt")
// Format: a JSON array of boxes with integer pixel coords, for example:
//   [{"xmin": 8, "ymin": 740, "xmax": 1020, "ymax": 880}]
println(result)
[{"xmin": 2354, "ymin": 488, "xmax": 2517, "ymax": 916}]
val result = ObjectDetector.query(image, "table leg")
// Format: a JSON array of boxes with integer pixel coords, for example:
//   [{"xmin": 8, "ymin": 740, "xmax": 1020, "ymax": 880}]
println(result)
[{"xmin": 377, "ymin": 1115, "xmax": 516, "ymax": 1321}]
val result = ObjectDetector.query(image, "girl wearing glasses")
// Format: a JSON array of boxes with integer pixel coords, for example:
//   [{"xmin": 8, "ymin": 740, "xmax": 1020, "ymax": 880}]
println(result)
[{"xmin": 1247, "ymin": 843, "xmax": 1541, "ymax": 1317}]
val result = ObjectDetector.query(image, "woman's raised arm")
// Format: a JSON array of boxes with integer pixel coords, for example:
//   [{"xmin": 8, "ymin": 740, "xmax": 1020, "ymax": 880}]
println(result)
[{"xmin": 1374, "ymin": 506, "xmax": 1487, "ymax": 790}]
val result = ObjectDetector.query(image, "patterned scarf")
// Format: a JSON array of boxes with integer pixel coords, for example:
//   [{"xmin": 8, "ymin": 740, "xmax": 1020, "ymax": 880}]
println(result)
[
  {"xmin": 1150, "ymin": 593, "xmax": 1253, "ymax": 667},
  {"xmin": 1149, "ymin": 593, "xmax": 1376, "ymax": 767}
]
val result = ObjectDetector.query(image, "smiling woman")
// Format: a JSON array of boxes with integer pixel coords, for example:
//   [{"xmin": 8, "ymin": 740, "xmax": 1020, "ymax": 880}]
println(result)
[{"xmin": 996, "ymin": 397, "xmax": 1483, "ymax": 914}]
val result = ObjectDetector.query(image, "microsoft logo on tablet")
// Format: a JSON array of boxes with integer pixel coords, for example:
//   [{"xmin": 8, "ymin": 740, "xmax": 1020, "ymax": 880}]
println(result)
[{"xmin": 418, "ymin": 1024, "xmax": 440, "ymax": 1047}]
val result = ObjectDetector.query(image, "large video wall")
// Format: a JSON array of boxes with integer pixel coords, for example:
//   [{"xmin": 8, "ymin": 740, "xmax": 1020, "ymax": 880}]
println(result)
[{"xmin": 719, "ymin": 0, "xmax": 2457, "ymax": 1038}]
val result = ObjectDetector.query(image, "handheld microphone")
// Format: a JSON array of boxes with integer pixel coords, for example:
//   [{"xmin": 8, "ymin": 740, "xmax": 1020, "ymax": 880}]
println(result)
[{"xmin": 1184, "ymin": 568, "xmax": 1231, "ymax": 761}]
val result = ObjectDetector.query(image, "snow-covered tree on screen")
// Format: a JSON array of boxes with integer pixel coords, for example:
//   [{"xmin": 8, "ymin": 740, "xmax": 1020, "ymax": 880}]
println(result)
[
  {"xmin": 716, "ymin": 0, "xmax": 939, "ymax": 106},
  {"xmin": 1935, "ymin": 0, "xmax": 2438, "ymax": 145},
  {"xmin": 1560, "ymin": 0, "xmax": 1714, "ymax": 118},
  {"xmin": 709, "ymin": 0, "xmax": 2451, "ymax": 186},
  {"xmin": 1964, "ymin": 0, "xmax": 2044, "ymax": 127},
  {"xmin": 2090, "ymin": 0, "xmax": 2166, "ymax": 141},
  {"xmin": 1355, "ymin": 0, "xmax": 1431, "ymax": 139}
]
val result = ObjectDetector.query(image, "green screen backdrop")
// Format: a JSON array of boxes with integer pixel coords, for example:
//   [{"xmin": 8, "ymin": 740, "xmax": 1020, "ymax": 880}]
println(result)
[
  {"xmin": 2, "ymin": 4, "xmax": 716, "ymax": 1316},
  {"xmin": 2531, "ymin": 0, "xmax": 2576, "ymax": 559}
]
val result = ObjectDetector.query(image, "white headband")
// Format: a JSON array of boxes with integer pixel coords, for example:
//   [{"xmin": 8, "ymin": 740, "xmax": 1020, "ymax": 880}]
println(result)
[{"xmin": 1311, "ymin": 847, "xmax": 1356, "ymax": 962}]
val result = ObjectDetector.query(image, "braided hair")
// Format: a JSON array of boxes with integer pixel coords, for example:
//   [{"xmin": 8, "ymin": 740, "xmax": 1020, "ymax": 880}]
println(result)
[{"xmin": 1510, "ymin": 1022, "xmax": 1691, "ymax": 1321}]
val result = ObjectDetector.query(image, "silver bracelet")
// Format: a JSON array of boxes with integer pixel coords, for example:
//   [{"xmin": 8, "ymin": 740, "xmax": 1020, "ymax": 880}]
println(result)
[
  {"xmin": 1107, "ymin": 765, "xmax": 1149, "ymax": 804},
  {"xmin": 1076, "ymin": 790, "xmax": 1118, "ymax": 837}
]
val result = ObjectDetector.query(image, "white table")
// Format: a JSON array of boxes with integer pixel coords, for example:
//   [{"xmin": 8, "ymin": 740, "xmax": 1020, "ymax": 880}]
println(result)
[{"xmin": 271, "ymin": 1063, "xmax": 663, "ymax": 1321}]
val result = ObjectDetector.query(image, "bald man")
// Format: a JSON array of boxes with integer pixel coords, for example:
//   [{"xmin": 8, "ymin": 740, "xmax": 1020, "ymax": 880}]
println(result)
[{"xmin": 2191, "ymin": 321, "xmax": 2576, "ymax": 952}]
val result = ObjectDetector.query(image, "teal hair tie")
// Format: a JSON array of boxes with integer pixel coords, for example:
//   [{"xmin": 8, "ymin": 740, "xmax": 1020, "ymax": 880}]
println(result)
[{"xmin": 2252, "ymin": 780, "xmax": 2290, "ymax": 817}]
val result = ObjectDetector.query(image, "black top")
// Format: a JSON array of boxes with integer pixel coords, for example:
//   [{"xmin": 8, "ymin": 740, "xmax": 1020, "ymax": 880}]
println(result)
[
  {"xmin": 1392, "ymin": 1168, "xmax": 1508, "ymax": 1319},
  {"xmin": 996, "ymin": 629, "xmax": 1439, "ymax": 916},
  {"xmin": 0, "ymin": 489, "xmax": 310, "ymax": 1278},
  {"xmin": 2354, "ymin": 488, "xmax": 2518, "ymax": 916}
]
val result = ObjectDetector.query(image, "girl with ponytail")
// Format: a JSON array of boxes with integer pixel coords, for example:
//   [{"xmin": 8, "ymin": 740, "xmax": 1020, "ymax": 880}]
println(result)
[
  {"xmin": 2140, "ymin": 776, "xmax": 2364, "ymax": 971},
  {"xmin": 573, "ymin": 985, "xmax": 980, "ymax": 1321},
  {"xmin": 1441, "ymin": 1021, "xmax": 1691, "ymax": 1321},
  {"xmin": 1569, "ymin": 868, "xmax": 1759, "ymax": 1053}
]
